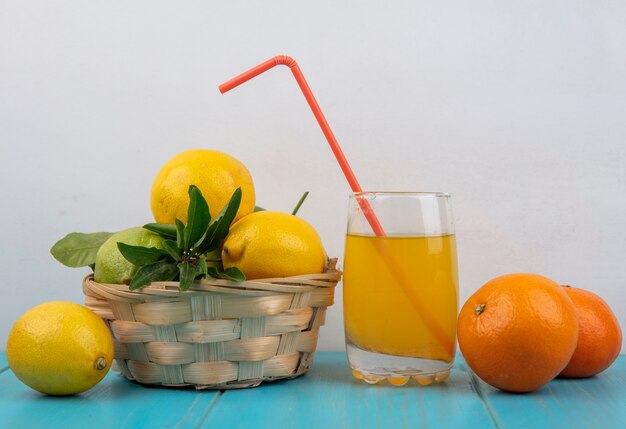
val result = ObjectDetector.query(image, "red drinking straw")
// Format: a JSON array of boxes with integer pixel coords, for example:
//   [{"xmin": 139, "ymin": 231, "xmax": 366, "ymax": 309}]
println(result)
[
  {"xmin": 219, "ymin": 56, "xmax": 455, "ymax": 359},
  {"xmin": 219, "ymin": 55, "xmax": 385, "ymax": 236}
]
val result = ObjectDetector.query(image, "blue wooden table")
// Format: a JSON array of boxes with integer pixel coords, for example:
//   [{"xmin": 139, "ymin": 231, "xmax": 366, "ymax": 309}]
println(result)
[{"xmin": 1, "ymin": 352, "xmax": 624, "ymax": 428}]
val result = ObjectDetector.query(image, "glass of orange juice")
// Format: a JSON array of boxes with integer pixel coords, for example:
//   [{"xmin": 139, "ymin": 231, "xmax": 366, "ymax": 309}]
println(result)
[{"xmin": 343, "ymin": 192, "xmax": 458, "ymax": 386}]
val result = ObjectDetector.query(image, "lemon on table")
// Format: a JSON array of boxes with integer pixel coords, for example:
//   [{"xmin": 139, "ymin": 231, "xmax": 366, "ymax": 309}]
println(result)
[
  {"xmin": 6, "ymin": 301, "xmax": 114, "ymax": 396},
  {"xmin": 222, "ymin": 210, "xmax": 327, "ymax": 280},
  {"xmin": 150, "ymin": 149, "xmax": 256, "ymax": 224},
  {"xmin": 94, "ymin": 227, "xmax": 165, "ymax": 284}
]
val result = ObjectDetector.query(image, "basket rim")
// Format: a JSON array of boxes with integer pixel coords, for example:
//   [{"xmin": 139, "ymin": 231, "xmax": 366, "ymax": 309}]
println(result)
[{"xmin": 83, "ymin": 257, "xmax": 341, "ymax": 300}]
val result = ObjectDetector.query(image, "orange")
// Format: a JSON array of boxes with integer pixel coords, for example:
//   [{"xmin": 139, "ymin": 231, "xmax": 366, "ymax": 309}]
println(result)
[
  {"xmin": 558, "ymin": 286, "xmax": 622, "ymax": 378},
  {"xmin": 457, "ymin": 273, "xmax": 579, "ymax": 393}
]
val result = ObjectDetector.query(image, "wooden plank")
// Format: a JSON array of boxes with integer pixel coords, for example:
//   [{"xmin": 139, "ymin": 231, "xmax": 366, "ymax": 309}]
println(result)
[
  {"xmin": 462, "ymin": 357, "xmax": 626, "ymax": 429},
  {"xmin": 1, "ymin": 351, "xmax": 623, "ymax": 428},
  {"xmin": 0, "ymin": 356, "xmax": 220, "ymax": 429},
  {"xmin": 201, "ymin": 352, "xmax": 496, "ymax": 429}
]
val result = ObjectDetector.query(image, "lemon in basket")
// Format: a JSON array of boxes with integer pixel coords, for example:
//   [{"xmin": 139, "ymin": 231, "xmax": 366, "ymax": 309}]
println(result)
[
  {"xmin": 94, "ymin": 227, "xmax": 165, "ymax": 284},
  {"xmin": 222, "ymin": 210, "xmax": 327, "ymax": 280},
  {"xmin": 150, "ymin": 149, "xmax": 256, "ymax": 224},
  {"xmin": 6, "ymin": 301, "xmax": 114, "ymax": 396}
]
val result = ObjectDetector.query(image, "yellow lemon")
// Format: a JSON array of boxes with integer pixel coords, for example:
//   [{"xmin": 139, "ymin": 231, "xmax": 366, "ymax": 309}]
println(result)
[
  {"xmin": 150, "ymin": 149, "xmax": 255, "ymax": 224},
  {"xmin": 222, "ymin": 211, "xmax": 327, "ymax": 280},
  {"xmin": 7, "ymin": 301, "xmax": 114, "ymax": 396},
  {"xmin": 94, "ymin": 227, "xmax": 165, "ymax": 284}
]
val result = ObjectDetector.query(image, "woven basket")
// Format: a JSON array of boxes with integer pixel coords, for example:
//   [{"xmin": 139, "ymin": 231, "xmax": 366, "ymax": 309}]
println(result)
[{"xmin": 83, "ymin": 258, "xmax": 340, "ymax": 389}]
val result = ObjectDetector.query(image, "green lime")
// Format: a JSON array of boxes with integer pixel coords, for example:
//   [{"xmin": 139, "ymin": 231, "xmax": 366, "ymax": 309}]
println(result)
[
  {"xmin": 205, "ymin": 247, "xmax": 223, "ymax": 270},
  {"xmin": 94, "ymin": 227, "xmax": 165, "ymax": 284}
]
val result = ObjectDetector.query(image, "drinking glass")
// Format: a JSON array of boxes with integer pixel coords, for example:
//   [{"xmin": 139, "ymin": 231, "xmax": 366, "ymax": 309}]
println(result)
[{"xmin": 343, "ymin": 192, "xmax": 458, "ymax": 386}]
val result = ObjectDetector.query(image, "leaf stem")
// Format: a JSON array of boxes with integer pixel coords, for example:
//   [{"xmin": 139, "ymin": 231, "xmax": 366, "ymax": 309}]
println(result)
[{"xmin": 292, "ymin": 191, "xmax": 310, "ymax": 216}]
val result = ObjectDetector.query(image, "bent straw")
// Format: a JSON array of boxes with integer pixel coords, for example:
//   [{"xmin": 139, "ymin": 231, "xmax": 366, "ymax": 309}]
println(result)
[
  {"xmin": 219, "ymin": 55, "xmax": 454, "ymax": 358},
  {"xmin": 219, "ymin": 56, "xmax": 384, "ymax": 236}
]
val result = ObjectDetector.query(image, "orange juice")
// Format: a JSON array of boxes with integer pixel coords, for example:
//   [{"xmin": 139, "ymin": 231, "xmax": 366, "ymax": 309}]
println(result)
[{"xmin": 343, "ymin": 233, "xmax": 458, "ymax": 362}]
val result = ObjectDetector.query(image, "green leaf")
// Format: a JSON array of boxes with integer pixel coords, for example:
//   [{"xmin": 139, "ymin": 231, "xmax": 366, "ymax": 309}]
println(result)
[
  {"xmin": 118, "ymin": 243, "xmax": 170, "ymax": 266},
  {"xmin": 206, "ymin": 266, "xmax": 246, "ymax": 282},
  {"xmin": 143, "ymin": 223, "xmax": 177, "ymax": 239},
  {"xmin": 175, "ymin": 219, "xmax": 185, "ymax": 248},
  {"xmin": 124, "ymin": 188, "xmax": 244, "ymax": 292},
  {"xmin": 223, "ymin": 267, "xmax": 246, "ymax": 281},
  {"xmin": 50, "ymin": 232, "xmax": 114, "ymax": 268},
  {"xmin": 178, "ymin": 260, "xmax": 206, "ymax": 291},
  {"xmin": 129, "ymin": 260, "xmax": 179, "ymax": 290},
  {"xmin": 162, "ymin": 239, "xmax": 182, "ymax": 261},
  {"xmin": 253, "ymin": 206, "xmax": 265, "ymax": 212},
  {"xmin": 197, "ymin": 257, "xmax": 208, "ymax": 276},
  {"xmin": 197, "ymin": 188, "xmax": 242, "ymax": 254},
  {"xmin": 184, "ymin": 185, "xmax": 211, "ymax": 250}
]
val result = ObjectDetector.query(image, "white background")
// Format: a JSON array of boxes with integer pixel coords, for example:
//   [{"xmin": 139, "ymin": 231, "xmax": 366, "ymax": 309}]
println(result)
[{"xmin": 1, "ymin": 1, "xmax": 624, "ymax": 352}]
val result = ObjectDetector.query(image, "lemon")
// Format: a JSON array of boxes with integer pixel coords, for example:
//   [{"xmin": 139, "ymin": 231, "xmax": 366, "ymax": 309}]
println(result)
[
  {"xmin": 222, "ymin": 211, "xmax": 327, "ymax": 280},
  {"xmin": 94, "ymin": 227, "xmax": 165, "ymax": 284},
  {"xmin": 7, "ymin": 301, "xmax": 114, "ymax": 396},
  {"xmin": 150, "ymin": 149, "xmax": 255, "ymax": 224}
]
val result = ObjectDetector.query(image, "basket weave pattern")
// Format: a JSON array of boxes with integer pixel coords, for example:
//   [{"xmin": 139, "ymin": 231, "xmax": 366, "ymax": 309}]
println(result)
[{"xmin": 83, "ymin": 258, "xmax": 340, "ymax": 389}]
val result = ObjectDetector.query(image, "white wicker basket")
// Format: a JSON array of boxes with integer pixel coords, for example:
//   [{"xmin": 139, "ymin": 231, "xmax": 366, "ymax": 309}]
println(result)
[{"xmin": 83, "ymin": 258, "xmax": 340, "ymax": 389}]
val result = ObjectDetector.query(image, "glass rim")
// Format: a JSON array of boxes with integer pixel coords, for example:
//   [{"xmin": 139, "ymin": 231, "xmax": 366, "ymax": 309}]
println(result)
[{"xmin": 350, "ymin": 191, "xmax": 451, "ymax": 199}]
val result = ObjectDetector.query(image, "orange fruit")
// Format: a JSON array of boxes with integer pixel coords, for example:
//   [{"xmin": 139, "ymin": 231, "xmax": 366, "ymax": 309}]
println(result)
[
  {"xmin": 457, "ymin": 273, "xmax": 579, "ymax": 393},
  {"xmin": 558, "ymin": 286, "xmax": 622, "ymax": 378}
]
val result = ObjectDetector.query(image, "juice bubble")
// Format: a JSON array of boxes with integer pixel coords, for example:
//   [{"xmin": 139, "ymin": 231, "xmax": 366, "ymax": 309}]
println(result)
[
  {"xmin": 413, "ymin": 374, "xmax": 435, "ymax": 386},
  {"xmin": 435, "ymin": 370, "xmax": 450, "ymax": 383},
  {"xmin": 387, "ymin": 376, "xmax": 410, "ymax": 386},
  {"xmin": 362, "ymin": 374, "xmax": 384, "ymax": 385},
  {"xmin": 351, "ymin": 369, "xmax": 365, "ymax": 380}
]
